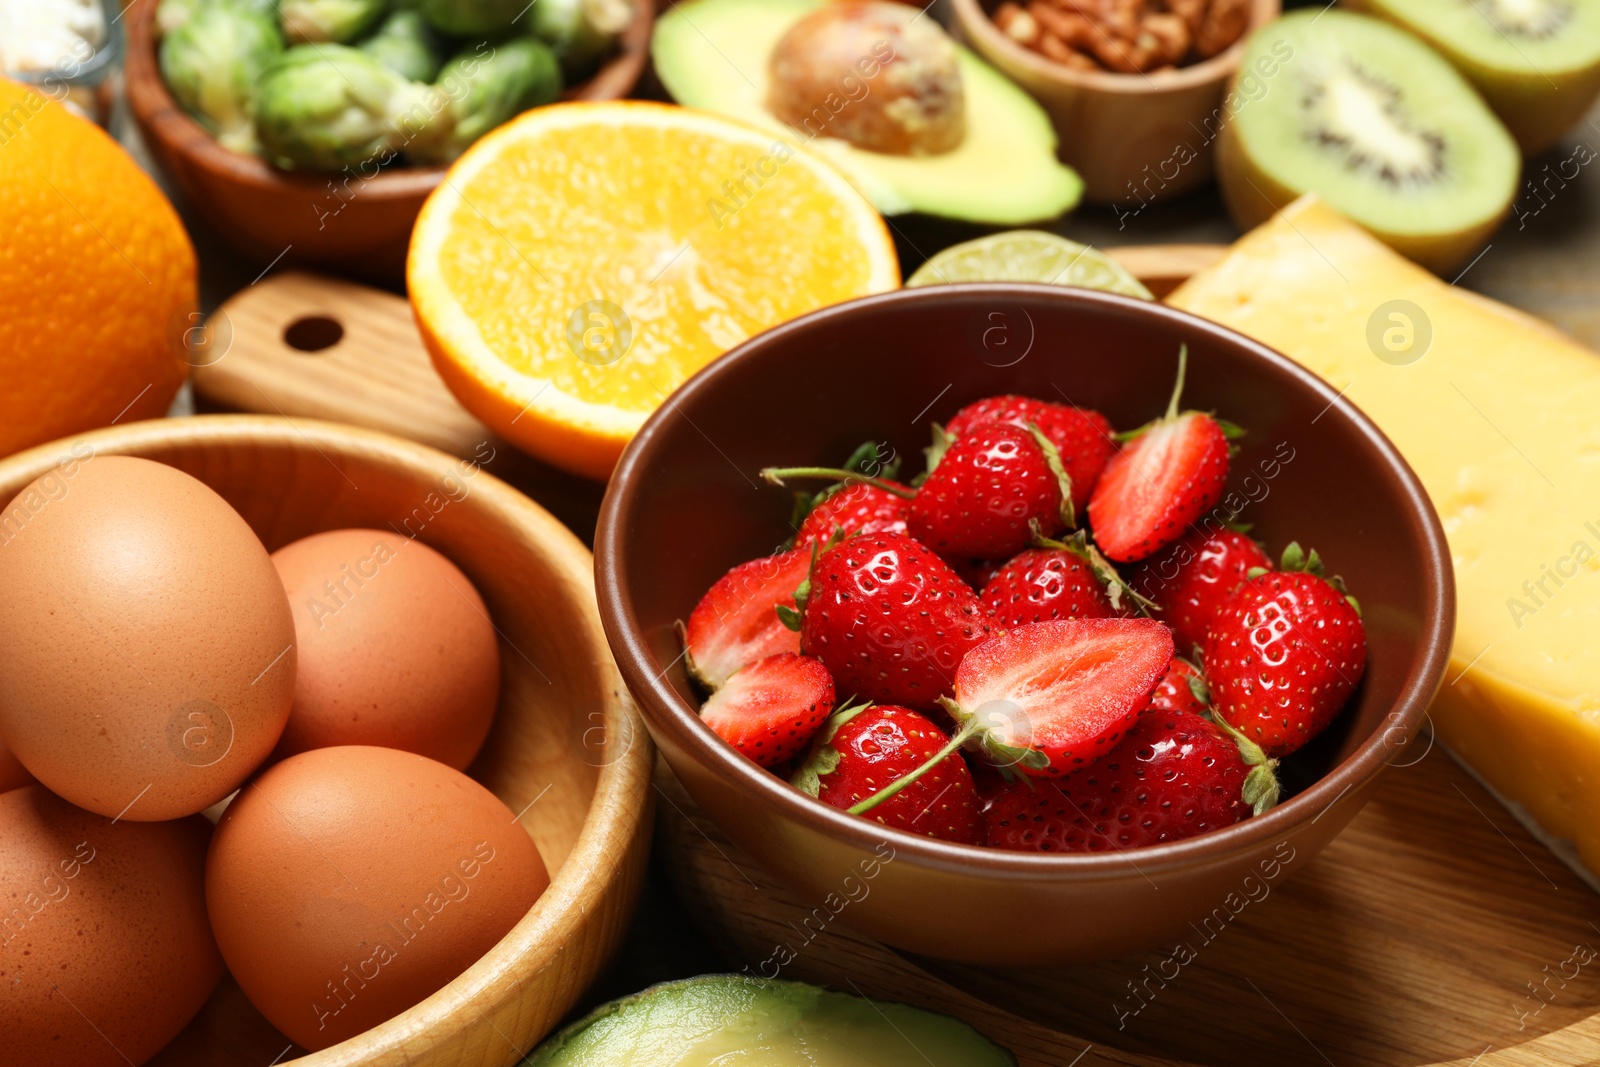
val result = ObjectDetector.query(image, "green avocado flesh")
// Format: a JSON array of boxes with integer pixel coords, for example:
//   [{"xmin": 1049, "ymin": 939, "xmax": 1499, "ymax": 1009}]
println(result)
[
  {"xmin": 651, "ymin": 0, "xmax": 1083, "ymax": 225},
  {"xmin": 1228, "ymin": 10, "xmax": 1518, "ymax": 246},
  {"xmin": 526, "ymin": 976, "xmax": 1016, "ymax": 1067}
]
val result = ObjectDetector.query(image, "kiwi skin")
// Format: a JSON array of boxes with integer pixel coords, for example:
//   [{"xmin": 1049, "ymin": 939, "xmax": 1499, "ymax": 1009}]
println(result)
[
  {"xmin": 1214, "ymin": 94, "xmax": 1508, "ymax": 276},
  {"xmin": 1341, "ymin": 0, "xmax": 1600, "ymax": 154}
]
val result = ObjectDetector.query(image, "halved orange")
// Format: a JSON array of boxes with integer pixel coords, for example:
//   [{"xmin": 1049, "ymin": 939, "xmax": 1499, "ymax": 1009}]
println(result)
[{"xmin": 408, "ymin": 101, "xmax": 901, "ymax": 480}]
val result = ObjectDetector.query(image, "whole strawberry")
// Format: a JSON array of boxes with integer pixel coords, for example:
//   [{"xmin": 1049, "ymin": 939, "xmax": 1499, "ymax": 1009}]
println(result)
[
  {"xmin": 798, "ymin": 533, "xmax": 991, "ymax": 708},
  {"xmin": 942, "ymin": 618, "xmax": 1173, "ymax": 777},
  {"xmin": 909, "ymin": 424, "xmax": 1071, "ymax": 559},
  {"xmin": 981, "ymin": 547, "xmax": 1116, "ymax": 626},
  {"xmin": 700, "ymin": 652, "xmax": 836, "ymax": 767},
  {"xmin": 683, "ymin": 548, "xmax": 810, "ymax": 689},
  {"xmin": 980, "ymin": 526, "xmax": 1147, "ymax": 626},
  {"xmin": 1203, "ymin": 543, "xmax": 1367, "ymax": 758},
  {"xmin": 796, "ymin": 480, "xmax": 912, "ymax": 547},
  {"xmin": 944, "ymin": 396, "xmax": 1115, "ymax": 513},
  {"xmin": 793, "ymin": 704, "xmax": 982, "ymax": 844},
  {"xmin": 1149, "ymin": 657, "xmax": 1209, "ymax": 716},
  {"xmin": 984, "ymin": 705, "xmax": 1269, "ymax": 852},
  {"xmin": 1087, "ymin": 346, "xmax": 1238, "ymax": 563},
  {"xmin": 1134, "ymin": 529, "xmax": 1272, "ymax": 655}
]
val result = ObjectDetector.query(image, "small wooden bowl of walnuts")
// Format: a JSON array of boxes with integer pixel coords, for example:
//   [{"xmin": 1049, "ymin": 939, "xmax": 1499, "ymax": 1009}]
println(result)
[{"xmin": 950, "ymin": 0, "xmax": 1279, "ymax": 204}]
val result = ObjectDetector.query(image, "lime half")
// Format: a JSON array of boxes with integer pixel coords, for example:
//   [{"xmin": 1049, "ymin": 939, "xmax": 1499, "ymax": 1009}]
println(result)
[{"xmin": 907, "ymin": 230, "xmax": 1154, "ymax": 299}]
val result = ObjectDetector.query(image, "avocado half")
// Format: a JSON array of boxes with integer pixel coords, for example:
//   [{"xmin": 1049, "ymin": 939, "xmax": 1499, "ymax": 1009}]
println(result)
[
  {"xmin": 651, "ymin": 0, "xmax": 1083, "ymax": 225},
  {"xmin": 526, "ymin": 975, "xmax": 1016, "ymax": 1066}
]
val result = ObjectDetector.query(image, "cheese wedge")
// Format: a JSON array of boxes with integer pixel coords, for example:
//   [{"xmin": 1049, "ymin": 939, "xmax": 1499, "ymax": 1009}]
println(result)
[{"xmin": 1169, "ymin": 195, "xmax": 1600, "ymax": 875}]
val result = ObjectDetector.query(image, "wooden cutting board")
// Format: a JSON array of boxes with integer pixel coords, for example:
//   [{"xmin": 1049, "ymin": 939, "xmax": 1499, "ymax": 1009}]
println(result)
[{"xmin": 192, "ymin": 249, "xmax": 1600, "ymax": 1067}]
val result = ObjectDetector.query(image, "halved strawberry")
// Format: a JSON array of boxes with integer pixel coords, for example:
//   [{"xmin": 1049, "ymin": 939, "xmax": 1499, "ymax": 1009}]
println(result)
[
  {"xmin": 683, "ymin": 549, "xmax": 811, "ymax": 689},
  {"xmin": 792, "ymin": 703, "xmax": 982, "ymax": 843},
  {"xmin": 796, "ymin": 480, "xmax": 912, "ymax": 547},
  {"xmin": 908, "ymin": 424, "xmax": 1072, "ymax": 559},
  {"xmin": 1087, "ymin": 347, "xmax": 1235, "ymax": 563},
  {"xmin": 700, "ymin": 652, "xmax": 835, "ymax": 767},
  {"xmin": 1203, "ymin": 543, "xmax": 1367, "ymax": 758},
  {"xmin": 799, "ymin": 533, "xmax": 991, "ymax": 708},
  {"xmin": 1133, "ymin": 528, "xmax": 1271, "ymax": 656},
  {"xmin": 942, "ymin": 396, "xmax": 1115, "ymax": 513},
  {"xmin": 940, "ymin": 618, "xmax": 1174, "ymax": 777},
  {"xmin": 984, "ymin": 705, "xmax": 1257, "ymax": 852}
]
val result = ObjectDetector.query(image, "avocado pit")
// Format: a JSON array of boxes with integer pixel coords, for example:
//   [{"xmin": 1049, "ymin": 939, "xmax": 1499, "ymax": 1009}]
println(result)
[{"xmin": 766, "ymin": 1, "xmax": 966, "ymax": 156}]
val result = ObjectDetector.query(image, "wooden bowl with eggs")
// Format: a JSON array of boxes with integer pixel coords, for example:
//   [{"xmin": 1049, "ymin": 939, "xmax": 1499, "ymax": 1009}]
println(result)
[{"xmin": 0, "ymin": 414, "xmax": 652, "ymax": 1067}]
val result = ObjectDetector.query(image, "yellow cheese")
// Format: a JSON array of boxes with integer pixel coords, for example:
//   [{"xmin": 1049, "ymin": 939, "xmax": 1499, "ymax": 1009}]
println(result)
[{"xmin": 1168, "ymin": 195, "xmax": 1600, "ymax": 874}]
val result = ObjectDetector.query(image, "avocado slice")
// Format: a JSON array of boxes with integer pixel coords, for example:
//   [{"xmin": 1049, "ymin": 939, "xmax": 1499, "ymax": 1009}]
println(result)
[
  {"xmin": 651, "ymin": 0, "xmax": 1083, "ymax": 226},
  {"xmin": 527, "ymin": 975, "xmax": 1016, "ymax": 1066}
]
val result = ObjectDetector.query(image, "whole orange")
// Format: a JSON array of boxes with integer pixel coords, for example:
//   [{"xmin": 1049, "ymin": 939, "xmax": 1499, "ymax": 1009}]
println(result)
[{"xmin": 0, "ymin": 78, "xmax": 194, "ymax": 457}]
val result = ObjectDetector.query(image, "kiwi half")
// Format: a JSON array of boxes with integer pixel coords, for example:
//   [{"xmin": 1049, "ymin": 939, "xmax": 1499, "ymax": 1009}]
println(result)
[
  {"xmin": 1344, "ymin": 0, "xmax": 1600, "ymax": 153},
  {"xmin": 1217, "ymin": 10, "xmax": 1519, "ymax": 274}
]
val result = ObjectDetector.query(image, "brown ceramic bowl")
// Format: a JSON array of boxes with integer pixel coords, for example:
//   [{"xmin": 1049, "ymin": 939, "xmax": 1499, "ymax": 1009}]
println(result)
[
  {"xmin": 595, "ymin": 283, "xmax": 1454, "ymax": 966},
  {"xmin": 950, "ymin": 0, "xmax": 1279, "ymax": 204},
  {"xmin": 124, "ymin": 0, "xmax": 653, "ymax": 280}
]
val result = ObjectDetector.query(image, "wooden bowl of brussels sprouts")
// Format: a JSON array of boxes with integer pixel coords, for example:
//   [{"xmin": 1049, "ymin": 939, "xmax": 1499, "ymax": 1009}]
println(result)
[{"xmin": 125, "ymin": 0, "xmax": 653, "ymax": 282}]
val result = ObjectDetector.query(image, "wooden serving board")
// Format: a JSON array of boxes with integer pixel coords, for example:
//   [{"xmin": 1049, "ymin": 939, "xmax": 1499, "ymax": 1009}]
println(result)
[{"xmin": 192, "ymin": 249, "xmax": 1600, "ymax": 1067}]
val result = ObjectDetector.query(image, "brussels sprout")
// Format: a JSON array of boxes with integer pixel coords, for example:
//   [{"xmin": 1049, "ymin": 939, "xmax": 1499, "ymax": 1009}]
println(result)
[
  {"xmin": 358, "ymin": 9, "xmax": 445, "ymax": 81},
  {"xmin": 279, "ymin": 0, "xmax": 389, "ymax": 43},
  {"xmin": 254, "ymin": 44, "xmax": 436, "ymax": 171},
  {"xmin": 157, "ymin": 0, "xmax": 277, "ymax": 34},
  {"xmin": 410, "ymin": 38, "xmax": 562, "ymax": 164},
  {"xmin": 529, "ymin": 0, "xmax": 635, "ymax": 78},
  {"xmin": 416, "ymin": 0, "xmax": 527, "ymax": 38},
  {"xmin": 159, "ymin": 1, "xmax": 284, "ymax": 154}
]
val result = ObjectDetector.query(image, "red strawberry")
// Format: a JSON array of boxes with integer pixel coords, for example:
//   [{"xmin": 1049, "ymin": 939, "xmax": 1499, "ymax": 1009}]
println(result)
[
  {"xmin": 984, "ymin": 705, "xmax": 1264, "ymax": 852},
  {"xmin": 980, "ymin": 547, "xmax": 1116, "ymax": 626},
  {"xmin": 944, "ymin": 396, "xmax": 1115, "ymax": 513},
  {"xmin": 1087, "ymin": 346, "xmax": 1235, "ymax": 563},
  {"xmin": 1133, "ymin": 529, "xmax": 1273, "ymax": 655},
  {"xmin": 940, "ymin": 618, "xmax": 1173, "ymax": 777},
  {"xmin": 796, "ymin": 480, "xmax": 912, "ymax": 547},
  {"xmin": 683, "ymin": 548, "xmax": 810, "ymax": 689},
  {"xmin": 700, "ymin": 652, "xmax": 835, "ymax": 767},
  {"xmin": 799, "ymin": 533, "xmax": 991, "ymax": 708},
  {"xmin": 1202, "ymin": 543, "xmax": 1367, "ymax": 758},
  {"xmin": 1149, "ymin": 657, "xmax": 1209, "ymax": 716},
  {"xmin": 909, "ymin": 424, "xmax": 1071, "ymax": 559},
  {"xmin": 792, "ymin": 704, "xmax": 982, "ymax": 844}
]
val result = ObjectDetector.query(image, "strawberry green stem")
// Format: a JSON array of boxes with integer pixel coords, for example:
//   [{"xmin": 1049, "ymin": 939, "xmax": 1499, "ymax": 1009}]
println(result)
[
  {"xmin": 1164, "ymin": 343, "xmax": 1189, "ymax": 421},
  {"xmin": 847, "ymin": 715, "xmax": 984, "ymax": 816},
  {"xmin": 760, "ymin": 467, "xmax": 916, "ymax": 499}
]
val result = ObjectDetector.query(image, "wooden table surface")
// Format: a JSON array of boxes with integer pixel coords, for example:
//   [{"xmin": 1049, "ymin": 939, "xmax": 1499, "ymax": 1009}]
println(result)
[{"xmin": 106, "ymin": 43, "xmax": 1600, "ymax": 1056}]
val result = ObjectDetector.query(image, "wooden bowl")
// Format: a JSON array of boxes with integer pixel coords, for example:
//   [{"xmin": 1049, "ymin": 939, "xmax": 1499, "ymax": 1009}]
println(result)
[
  {"xmin": 950, "ymin": 0, "xmax": 1279, "ymax": 204},
  {"xmin": 0, "ymin": 415, "xmax": 653, "ymax": 1066},
  {"xmin": 595, "ymin": 283, "xmax": 1454, "ymax": 966},
  {"xmin": 123, "ymin": 2, "xmax": 655, "ymax": 280}
]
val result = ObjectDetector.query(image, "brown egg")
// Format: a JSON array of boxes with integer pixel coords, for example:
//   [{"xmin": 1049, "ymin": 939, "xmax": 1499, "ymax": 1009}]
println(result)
[
  {"xmin": 0, "ymin": 456, "xmax": 295, "ymax": 821},
  {"xmin": 0, "ymin": 737, "xmax": 33, "ymax": 793},
  {"xmin": 0, "ymin": 786, "xmax": 222, "ymax": 1067},
  {"xmin": 270, "ymin": 529, "xmax": 499, "ymax": 769},
  {"xmin": 206, "ymin": 746, "xmax": 548, "ymax": 1051}
]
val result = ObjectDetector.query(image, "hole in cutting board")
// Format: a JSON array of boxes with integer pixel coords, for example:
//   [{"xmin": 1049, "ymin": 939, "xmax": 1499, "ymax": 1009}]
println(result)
[{"xmin": 283, "ymin": 316, "xmax": 344, "ymax": 353}]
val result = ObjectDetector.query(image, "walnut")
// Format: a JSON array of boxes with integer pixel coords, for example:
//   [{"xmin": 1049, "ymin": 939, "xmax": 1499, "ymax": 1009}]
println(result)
[
  {"xmin": 994, "ymin": 2, "xmax": 1043, "ymax": 46},
  {"xmin": 1139, "ymin": 12, "xmax": 1192, "ymax": 68},
  {"xmin": 1038, "ymin": 32, "xmax": 1100, "ymax": 69},
  {"xmin": 1194, "ymin": 0, "xmax": 1249, "ymax": 57}
]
